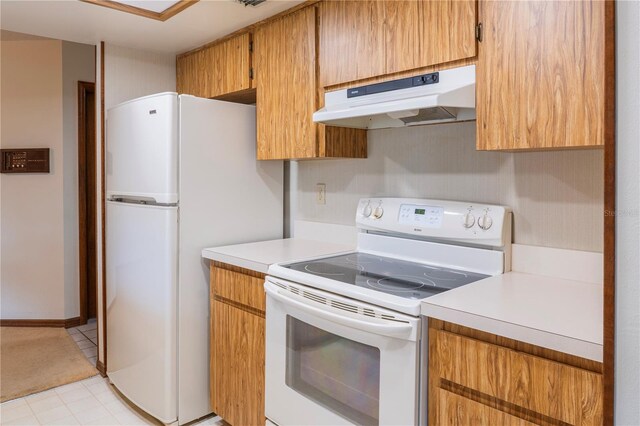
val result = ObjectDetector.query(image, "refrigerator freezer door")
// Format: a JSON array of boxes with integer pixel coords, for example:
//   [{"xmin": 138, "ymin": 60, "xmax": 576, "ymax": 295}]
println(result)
[
  {"xmin": 106, "ymin": 93, "xmax": 178, "ymax": 204},
  {"xmin": 106, "ymin": 200, "xmax": 178, "ymax": 424}
]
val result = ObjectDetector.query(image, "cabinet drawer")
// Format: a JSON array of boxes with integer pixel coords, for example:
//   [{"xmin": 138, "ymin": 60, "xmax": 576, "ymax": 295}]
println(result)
[
  {"xmin": 438, "ymin": 389, "xmax": 535, "ymax": 426},
  {"xmin": 433, "ymin": 330, "xmax": 603, "ymax": 425},
  {"xmin": 211, "ymin": 265, "xmax": 265, "ymax": 312}
]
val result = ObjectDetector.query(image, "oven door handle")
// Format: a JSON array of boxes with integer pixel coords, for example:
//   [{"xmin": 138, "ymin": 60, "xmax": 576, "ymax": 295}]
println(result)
[{"xmin": 265, "ymin": 282, "xmax": 414, "ymax": 338}]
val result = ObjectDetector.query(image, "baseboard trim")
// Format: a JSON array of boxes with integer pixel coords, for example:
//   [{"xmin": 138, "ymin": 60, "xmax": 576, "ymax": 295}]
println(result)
[
  {"xmin": 64, "ymin": 317, "xmax": 84, "ymax": 328},
  {"xmin": 0, "ymin": 317, "xmax": 84, "ymax": 329},
  {"xmin": 96, "ymin": 360, "xmax": 107, "ymax": 377}
]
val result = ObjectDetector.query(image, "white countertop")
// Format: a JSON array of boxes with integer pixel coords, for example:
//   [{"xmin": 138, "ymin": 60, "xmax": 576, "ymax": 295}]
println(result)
[
  {"xmin": 202, "ymin": 238, "xmax": 354, "ymax": 274},
  {"xmin": 422, "ymin": 272, "xmax": 603, "ymax": 362}
]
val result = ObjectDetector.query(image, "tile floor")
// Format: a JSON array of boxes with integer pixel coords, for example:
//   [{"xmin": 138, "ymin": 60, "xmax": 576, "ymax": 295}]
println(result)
[
  {"xmin": 67, "ymin": 320, "xmax": 98, "ymax": 367},
  {"xmin": 0, "ymin": 321, "xmax": 224, "ymax": 426},
  {"xmin": 0, "ymin": 376, "xmax": 223, "ymax": 425}
]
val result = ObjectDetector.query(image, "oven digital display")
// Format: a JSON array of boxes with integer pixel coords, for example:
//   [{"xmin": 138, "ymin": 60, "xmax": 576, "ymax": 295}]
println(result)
[{"xmin": 399, "ymin": 204, "xmax": 444, "ymax": 228}]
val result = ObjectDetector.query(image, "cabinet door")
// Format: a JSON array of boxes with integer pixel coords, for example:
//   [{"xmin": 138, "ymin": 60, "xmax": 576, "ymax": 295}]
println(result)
[
  {"xmin": 384, "ymin": 1, "xmax": 421, "ymax": 74},
  {"xmin": 385, "ymin": 0, "xmax": 477, "ymax": 75},
  {"xmin": 477, "ymin": 0, "xmax": 605, "ymax": 150},
  {"xmin": 211, "ymin": 300, "xmax": 265, "ymax": 426},
  {"xmin": 177, "ymin": 33, "xmax": 251, "ymax": 99},
  {"xmin": 177, "ymin": 49, "xmax": 208, "ymax": 97},
  {"xmin": 255, "ymin": 7, "xmax": 318, "ymax": 159},
  {"xmin": 319, "ymin": 0, "xmax": 386, "ymax": 87},
  {"xmin": 418, "ymin": 0, "xmax": 477, "ymax": 68},
  {"xmin": 205, "ymin": 33, "xmax": 252, "ymax": 98}
]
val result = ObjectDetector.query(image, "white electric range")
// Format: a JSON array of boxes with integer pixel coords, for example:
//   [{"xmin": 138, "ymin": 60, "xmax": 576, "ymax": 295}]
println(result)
[{"xmin": 264, "ymin": 198, "xmax": 512, "ymax": 426}]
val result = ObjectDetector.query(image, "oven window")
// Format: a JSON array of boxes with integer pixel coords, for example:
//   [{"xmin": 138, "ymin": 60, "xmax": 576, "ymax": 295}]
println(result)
[{"xmin": 286, "ymin": 315, "xmax": 380, "ymax": 426}]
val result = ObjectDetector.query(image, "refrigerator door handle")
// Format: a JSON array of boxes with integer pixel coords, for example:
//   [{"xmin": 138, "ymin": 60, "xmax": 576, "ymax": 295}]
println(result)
[{"xmin": 107, "ymin": 197, "xmax": 178, "ymax": 207}]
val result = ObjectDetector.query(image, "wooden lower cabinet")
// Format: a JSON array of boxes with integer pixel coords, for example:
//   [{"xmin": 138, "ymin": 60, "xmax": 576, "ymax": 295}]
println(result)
[
  {"xmin": 428, "ymin": 319, "xmax": 604, "ymax": 426},
  {"xmin": 438, "ymin": 389, "xmax": 535, "ymax": 426},
  {"xmin": 210, "ymin": 262, "xmax": 266, "ymax": 426}
]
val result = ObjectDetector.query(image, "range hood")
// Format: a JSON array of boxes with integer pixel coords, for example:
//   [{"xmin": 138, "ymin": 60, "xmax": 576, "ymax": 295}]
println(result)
[{"xmin": 313, "ymin": 65, "xmax": 475, "ymax": 130}]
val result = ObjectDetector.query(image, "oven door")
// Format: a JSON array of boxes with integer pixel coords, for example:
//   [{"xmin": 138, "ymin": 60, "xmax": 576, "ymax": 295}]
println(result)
[{"xmin": 264, "ymin": 277, "xmax": 420, "ymax": 426}]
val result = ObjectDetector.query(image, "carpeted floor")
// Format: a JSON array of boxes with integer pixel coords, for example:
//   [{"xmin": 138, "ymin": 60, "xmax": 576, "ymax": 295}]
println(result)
[{"xmin": 0, "ymin": 327, "xmax": 98, "ymax": 402}]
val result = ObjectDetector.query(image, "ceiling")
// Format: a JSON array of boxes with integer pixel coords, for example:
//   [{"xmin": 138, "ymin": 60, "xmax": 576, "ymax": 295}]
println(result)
[{"xmin": 0, "ymin": 0, "xmax": 304, "ymax": 54}]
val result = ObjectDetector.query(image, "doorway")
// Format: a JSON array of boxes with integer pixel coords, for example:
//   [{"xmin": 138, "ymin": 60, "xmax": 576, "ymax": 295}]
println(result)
[{"xmin": 78, "ymin": 81, "xmax": 97, "ymax": 323}]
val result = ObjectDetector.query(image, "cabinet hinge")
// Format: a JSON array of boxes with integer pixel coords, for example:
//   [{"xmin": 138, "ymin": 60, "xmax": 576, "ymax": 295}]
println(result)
[
  {"xmin": 475, "ymin": 23, "xmax": 483, "ymax": 42},
  {"xmin": 249, "ymin": 41, "xmax": 253, "ymax": 52},
  {"xmin": 249, "ymin": 68, "xmax": 254, "ymax": 79}
]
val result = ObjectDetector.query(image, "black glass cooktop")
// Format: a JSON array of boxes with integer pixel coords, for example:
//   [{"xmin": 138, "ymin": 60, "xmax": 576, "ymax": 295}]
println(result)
[{"xmin": 283, "ymin": 252, "xmax": 489, "ymax": 300}]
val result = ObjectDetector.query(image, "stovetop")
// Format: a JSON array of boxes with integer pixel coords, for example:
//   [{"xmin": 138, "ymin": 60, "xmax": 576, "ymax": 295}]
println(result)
[{"xmin": 282, "ymin": 252, "xmax": 489, "ymax": 300}]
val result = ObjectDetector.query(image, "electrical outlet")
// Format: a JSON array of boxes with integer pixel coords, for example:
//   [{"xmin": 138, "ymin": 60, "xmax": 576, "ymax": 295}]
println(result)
[{"xmin": 316, "ymin": 183, "xmax": 326, "ymax": 205}]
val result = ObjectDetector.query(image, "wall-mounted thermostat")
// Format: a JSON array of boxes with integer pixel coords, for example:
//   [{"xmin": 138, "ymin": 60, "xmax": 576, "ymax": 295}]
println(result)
[{"xmin": 1, "ymin": 148, "xmax": 50, "ymax": 173}]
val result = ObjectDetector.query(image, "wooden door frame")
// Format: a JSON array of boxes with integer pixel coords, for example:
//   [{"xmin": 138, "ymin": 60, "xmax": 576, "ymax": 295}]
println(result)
[
  {"xmin": 603, "ymin": 1, "xmax": 616, "ymax": 424},
  {"xmin": 98, "ymin": 41, "xmax": 107, "ymax": 377},
  {"xmin": 78, "ymin": 80, "xmax": 97, "ymax": 326}
]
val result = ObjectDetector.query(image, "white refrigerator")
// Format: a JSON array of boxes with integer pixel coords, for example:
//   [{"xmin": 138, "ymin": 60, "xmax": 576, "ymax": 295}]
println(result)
[{"xmin": 106, "ymin": 93, "xmax": 283, "ymax": 425}]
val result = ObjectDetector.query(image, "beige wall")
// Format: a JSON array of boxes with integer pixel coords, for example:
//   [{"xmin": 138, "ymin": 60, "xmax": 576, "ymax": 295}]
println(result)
[
  {"xmin": 96, "ymin": 42, "xmax": 176, "ymax": 363},
  {"xmin": 1, "ymin": 37, "xmax": 65, "ymax": 318},
  {"xmin": 0, "ymin": 33, "xmax": 94, "ymax": 320},
  {"xmin": 297, "ymin": 121, "xmax": 604, "ymax": 252},
  {"xmin": 104, "ymin": 43, "xmax": 176, "ymax": 110}
]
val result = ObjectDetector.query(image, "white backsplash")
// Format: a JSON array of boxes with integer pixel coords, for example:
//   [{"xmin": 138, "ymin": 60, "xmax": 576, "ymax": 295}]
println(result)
[{"xmin": 296, "ymin": 121, "xmax": 604, "ymax": 252}]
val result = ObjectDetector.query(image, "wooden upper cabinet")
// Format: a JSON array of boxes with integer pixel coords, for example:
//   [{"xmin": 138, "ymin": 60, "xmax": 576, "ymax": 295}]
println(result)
[
  {"xmin": 255, "ymin": 7, "xmax": 318, "ymax": 159},
  {"xmin": 319, "ymin": 1, "xmax": 386, "ymax": 87},
  {"xmin": 176, "ymin": 33, "xmax": 252, "ymax": 99},
  {"xmin": 254, "ymin": 6, "xmax": 366, "ymax": 160},
  {"xmin": 320, "ymin": 0, "xmax": 478, "ymax": 87},
  {"xmin": 418, "ymin": 0, "xmax": 477, "ymax": 69},
  {"xmin": 476, "ymin": 0, "xmax": 606, "ymax": 150}
]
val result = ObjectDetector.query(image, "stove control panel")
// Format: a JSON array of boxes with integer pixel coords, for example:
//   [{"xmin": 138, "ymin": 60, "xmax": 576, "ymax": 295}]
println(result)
[
  {"xmin": 356, "ymin": 198, "xmax": 512, "ymax": 247},
  {"xmin": 398, "ymin": 204, "xmax": 444, "ymax": 228}
]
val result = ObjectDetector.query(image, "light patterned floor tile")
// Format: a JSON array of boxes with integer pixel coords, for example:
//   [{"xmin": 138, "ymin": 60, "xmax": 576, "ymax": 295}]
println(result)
[
  {"xmin": 112, "ymin": 411, "xmax": 148, "ymax": 426},
  {"xmin": 65, "ymin": 395, "xmax": 101, "ymax": 415},
  {"xmin": 76, "ymin": 324, "xmax": 97, "ymax": 333},
  {"xmin": 24, "ymin": 390, "xmax": 56, "ymax": 404},
  {"xmin": 93, "ymin": 391, "xmax": 120, "ymax": 406},
  {"xmin": 0, "ymin": 398, "xmax": 27, "ymax": 410},
  {"xmin": 81, "ymin": 348, "xmax": 98, "ymax": 359},
  {"xmin": 53, "ymin": 382, "xmax": 85, "ymax": 395},
  {"xmin": 1, "ymin": 414, "xmax": 40, "ymax": 425},
  {"xmin": 75, "ymin": 340, "xmax": 96, "ymax": 350},
  {"xmin": 0, "ymin": 404, "xmax": 35, "ymax": 423},
  {"xmin": 80, "ymin": 330, "xmax": 97, "ymax": 340},
  {"xmin": 73, "ymin": 406, "xmax": 110, "ymax": 424},
  {"xmin": 78, "ymin": 376, "xmax": 103, "ymax": 387},
  {"xmin": 58, "ymin": 388, "xmax": 92, "ymax": 405},
  {"xmin": 84, "ymin": 382, "xmax": 109, "ymax": 397},
  {"xmin": 70, "ymin": 334, "xmax": 86, "ymax": 343},
  {"xmin": 42, "ymin": 416, "xmax": 79, "ymax": 426},
  {"xmin": 34, "ymin": 405, "xmax": 72, "ymax": 425},
  {"xmin": 101, "ymin": 401, "xmax": 124, "ymax": 416},
  {"xmin": 27, "ymin": 395, "xmax": 64, "ymax": 415}
]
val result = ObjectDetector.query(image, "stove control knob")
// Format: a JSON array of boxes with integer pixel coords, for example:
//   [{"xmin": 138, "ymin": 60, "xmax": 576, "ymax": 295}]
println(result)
[
  {"xmin": 362, "ymin": 203, "xmax": 372, "ymax": 218},
  {"xmin": 462, "ymin": 212, "xmax": 475, "ymax": 228},
  {"xmin": 372, "ymin": 205, "xmax": 384, "ymax": 219},
  {"xmin": 478, "ymin": 214, "xmax": 493, "ymax": 230}
]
